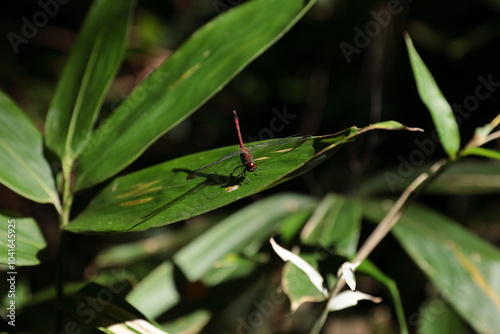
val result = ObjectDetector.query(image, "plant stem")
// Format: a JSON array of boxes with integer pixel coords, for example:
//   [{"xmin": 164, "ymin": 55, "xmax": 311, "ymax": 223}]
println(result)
[
  {"xmin": 313, "ymin": 115, "xmax": 499, "ymax": 333},
  {"xmin": 331, "ymin": 159, "xmax": 450, "ymax": 299},
  {"xmin": 56, "ymin": 157, "xmax": 74, "ymax": 331},
  {"xmin": 60, "ymin": 158, "xmax": 74, "ymax": 227},
  {"xmin": 55, "ymin": 229, "xmax": 68, "ymax": 332},
  {"xmin": 309, "ymin": 159, "xmax": 450, "ymax": 334}
]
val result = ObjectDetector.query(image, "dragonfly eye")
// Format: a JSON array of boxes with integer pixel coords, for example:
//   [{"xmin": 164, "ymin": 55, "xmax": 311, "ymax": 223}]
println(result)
[{"xmin": 246, "ymin": 162, "xmax": 257, "ymax": 172}]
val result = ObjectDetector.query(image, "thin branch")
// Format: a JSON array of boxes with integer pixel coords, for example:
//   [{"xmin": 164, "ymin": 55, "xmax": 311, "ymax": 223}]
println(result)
[{"xmin": 331, "ymin": 159, "xmax": 449, "ymax": 298}]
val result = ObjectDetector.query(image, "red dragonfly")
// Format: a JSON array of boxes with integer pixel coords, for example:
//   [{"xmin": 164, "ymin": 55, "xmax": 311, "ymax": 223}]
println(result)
[
  {"xmin": 233, "ymin": 110, "xmax": 257, "ymax": 172},
  {"xmin": 187, "ymin": 110, "xmax": 302, "ymax": 180}
]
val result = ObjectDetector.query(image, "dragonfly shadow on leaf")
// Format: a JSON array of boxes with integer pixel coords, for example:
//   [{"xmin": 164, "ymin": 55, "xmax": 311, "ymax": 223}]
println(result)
[
  {"xmin": 175, "ymin": 167, "xmax": 247, "ymax": 186},
  {"xmin": 126, "ymin": 180, "xmax": 207, "ymax": 232},
  {"xmin": 126, "ymin": 168, "xmax": 246, "ymax": 232}
]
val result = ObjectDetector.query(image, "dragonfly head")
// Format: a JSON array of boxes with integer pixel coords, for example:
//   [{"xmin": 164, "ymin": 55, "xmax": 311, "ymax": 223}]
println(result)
[{"xmin": 246, "ymin": 162, "xmax": 257, "ymax": 172}]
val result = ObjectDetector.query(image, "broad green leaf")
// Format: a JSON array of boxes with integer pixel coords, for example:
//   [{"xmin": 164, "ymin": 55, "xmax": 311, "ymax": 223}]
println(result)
[
  {"xmin": 45, "ymin": 0, "xmax": 135, "ymax": 161},
  {"xmin": 358, "ymin": 260, "xmax": 409, "ymax": 334},
  {"xmin": 94, "ymin": 226, "xmax": 205, "ymax": 268},
  {"xmin": 281, "ymin": 253, "xmax": 327, "ymax": 312},
  {"xmin": 0, "ymin": 214, "xmax": 47, "ymax": 266},
  {"xmin": 126, "ymin": 262, "xmax": 179, "ymax": 319},
  {"xmin": 0, "ymin": 91, "xmax": 60, "ymax": 208},
  {"xmin": 300, "ymin": 193, "xmax": 362, "ymax": 258},
  {"xmin": 461, "ymin": 147, "xmax": 500, "ymax": 160},
  {"xmin": 280, "ymin": 209, "xmax": 314, "ymax": 243},
  {"xmin": 174, "ymin": 194, "xmax": 316, "ymax": 281},
  {"xmin": 202, "ymin": 254, "xmax": 257, "ymax": 286},
  {"xmin": 363, "ymin": 200, "xmax": 500, "ymax": 334},
  {"xmin": 66, "ymin": 122, "xmax": 417, "ymax": 233},
  {"xmin": 74, "ymin": 0, "xmax": 317, "ymax": 190},
  {"xmin": 271, "ymin": 237, "xmax": 328, "ymax": 297},
  {"xmin": 417, "ymin": 298, "xmax": 468, "ymax": 334},
  {"xmin": 63, "ymin": 282, "xmax": 168, "ymax": 333},
  {"xmin": 360, "ymin": 160, "xmax": 500, "ymax": 195},
  {"xmin": 405, "ymin": 33, "xmax": 460, "ymax": 158}
]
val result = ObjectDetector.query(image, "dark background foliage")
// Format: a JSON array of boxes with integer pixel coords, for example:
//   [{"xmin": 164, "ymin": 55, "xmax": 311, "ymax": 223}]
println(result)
[{"xmin": 0, "ymin": 0, "xmax": 499, "ymax": 332}]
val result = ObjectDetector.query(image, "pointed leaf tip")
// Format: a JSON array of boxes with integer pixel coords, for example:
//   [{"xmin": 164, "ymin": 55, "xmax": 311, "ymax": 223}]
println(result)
[{"xmin": 404, "ymin": 32, "xmax": 460, "ymax": 158}]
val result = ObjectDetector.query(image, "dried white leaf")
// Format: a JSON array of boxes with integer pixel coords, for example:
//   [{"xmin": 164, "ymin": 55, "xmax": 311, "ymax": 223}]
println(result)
[
  {"xmin": 270, "ymin": 238, "xmax": 328, "ymax": 296},
  {"xmin": 337, "ymin": 261, "xmax": 360, "ymax": 291},
  {"xmin": 328, "ymin": 290, "xmax": 382, "ymax": 312}
]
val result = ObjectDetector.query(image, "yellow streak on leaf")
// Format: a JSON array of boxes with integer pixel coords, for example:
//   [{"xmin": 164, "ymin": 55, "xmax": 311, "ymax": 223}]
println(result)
[
  {"xmin": 115, "ymin": 180, "xmax": 162, "ymax": 199},
  {"xmin": 168, "ymin": 63, "xmax": 202, "ymax": 91},
  {"xmin": 449, "ymin": 241, "xmax": 500, "ymax": 310},
  {"xmin": 119, "ymin": 198, "xmax": 153, "ymax": 206}
]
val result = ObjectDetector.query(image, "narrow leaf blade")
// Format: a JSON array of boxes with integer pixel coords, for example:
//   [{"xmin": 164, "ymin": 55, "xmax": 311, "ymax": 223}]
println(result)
[
  {"xmin": 66, "ymin": 122, "xmax": 417, "ymax": 233},
  {"xmin": 418, "ymin": 298, "xmax": 468, "ymax": 334},
  {"xmin": 0, "ymin": 91, "xmax": 59, "ymax": 207},
  {"xmin": 45, "ymin": 0, "xmax": 135, "ymax": 160},
  {"xmin": 174, "ymin": 194, "xmax": 317, "ymax": 281},
  {"xmin": 363, "ymin": 200, "xmax": 500, "ymax": 334},
  {"xmin": 300, "ymin": 194, "xmax": 362, "ymax": 258},
  {"xmin": 126, "ymin": 262, "xmax": 179, "ymax": 319},
  {"xmin": 404, "ymin": 33, "xmax": 460, "ymax": 158},
  {"xmin": 361, "ymin": 160, "xmax": 500, "ymax": 195}
]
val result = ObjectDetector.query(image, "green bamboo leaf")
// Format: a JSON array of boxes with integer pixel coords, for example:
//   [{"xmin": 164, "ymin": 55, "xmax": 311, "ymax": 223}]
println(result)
[
  {"xmin": 45, "ymin": 0, "xmax": 135, "ymax": 161},
  {"xmin": 281, "ymin": 253, "xmax": 327, "ymax": 312},
  {"xmin": 202, "ymin": 254, "xmax": 258, "ymax": 286},
  {"xmin": 417, "ymin": 298, "xmax": 468, "ymax": 334},
  {"xmin": 174, "ymin": 193, "xmax": 317, "ymax": 281},
  {"xmin": 66, "ymin": 122, "xmax": 417, "ymax": 233},
  {"xmin": 360, "ymin": 160, "xmax": 500, "ymax": 195},
  {"xmin": 94, "ymin": 227, "xmax": 204, "ymax": 268},
  {"xmin": 0, "ymin": 214, "xmax": 47, "ymax": 266},
  {"xmin": 126, "ymin": 262, "xmax": 179, "ymax": 319},
  {"xmin": 404, "ymin": 33, "xmax": 460, "ymax": 158},
  {"xmin": 300, "ymin": 193, "xmax": 362, "ymax": 258},
  {"xmin": 0, "ymin": 91, "xmax": 60, "ymax": 208},
  {"xmin": 74, "ymin": 0, "xmax": 317, "ymax": 190},
  {"xmin": 363, "ymin": 200, "xmax": 500, "ymax": 334}
]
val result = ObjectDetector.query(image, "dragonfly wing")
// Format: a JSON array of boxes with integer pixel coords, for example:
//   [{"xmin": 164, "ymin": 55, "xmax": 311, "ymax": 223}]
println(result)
[
  {"xmin": 186, "ymin": 136, "xmax": 310, "ymax": 179},
  {"xmin": 186, "ymin": 149, "xmax": 241, "ymax": 179}
]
